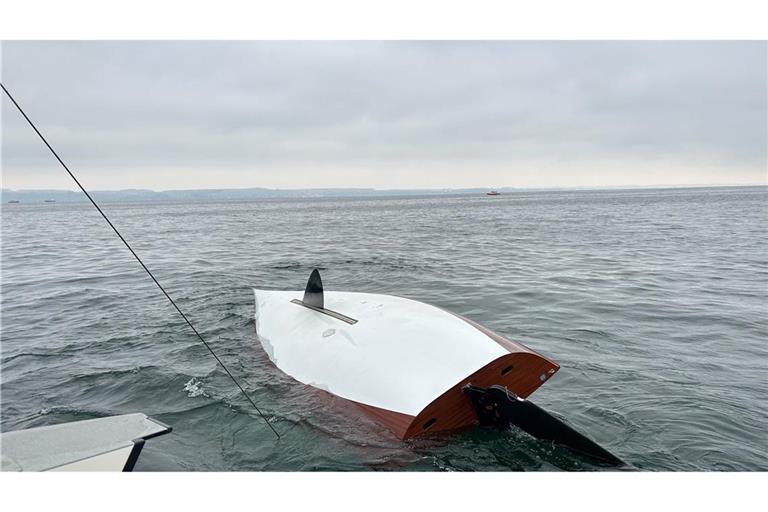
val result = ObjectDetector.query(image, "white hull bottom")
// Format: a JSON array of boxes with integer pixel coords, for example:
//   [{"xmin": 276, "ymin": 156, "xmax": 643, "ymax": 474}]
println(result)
[{"xmin": 254, "ymin": 285, "xmax": 559, "ymax": 438}]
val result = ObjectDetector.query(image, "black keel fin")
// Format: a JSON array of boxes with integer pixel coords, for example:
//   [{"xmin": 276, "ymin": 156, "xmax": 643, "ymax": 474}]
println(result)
[
  {"xmin": 303, "ymin": 268, "xmax": 324, "ymax": 309},
  {"xmin": 292, "ymin": 269, "xmax": 358, "ymax": 324},
  {"xmin": 463, "ymin": 384, "xmax": 624, "ymax": 466}
]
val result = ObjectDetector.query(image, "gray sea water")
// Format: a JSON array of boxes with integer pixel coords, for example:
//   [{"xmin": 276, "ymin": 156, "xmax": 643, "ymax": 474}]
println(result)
[{"xmin": 1, "ymin": 186, "xmax": 766, "ymax": 471}]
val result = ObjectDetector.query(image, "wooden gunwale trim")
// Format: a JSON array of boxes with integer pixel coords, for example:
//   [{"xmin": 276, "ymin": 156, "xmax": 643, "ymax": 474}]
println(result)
[
  {"xmin": 444, "ymin": 309, "xmax": 537, "ymax": 355},
  {"xmin": 349, "ymin": 401, "xmax": 415, "ymax": 439}
]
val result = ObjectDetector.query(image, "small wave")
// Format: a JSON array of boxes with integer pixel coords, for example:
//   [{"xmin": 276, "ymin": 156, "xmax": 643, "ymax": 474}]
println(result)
[
  {"xmin": 572, "ymin": 328, "xmax": 611, "ymax": 338},
  {"xmin": 2, "ymin": 351, "xmax": 76, "ymax": 364},
  {"xmin": 268, "ymin": 261, "xmax": 302, "ymax": 270},
  {"xmin": 70, "ymin": 365, "xmax": 154, "ymax": 380}
]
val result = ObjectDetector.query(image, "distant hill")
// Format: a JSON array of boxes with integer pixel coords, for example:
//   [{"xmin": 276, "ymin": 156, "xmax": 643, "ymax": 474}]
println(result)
[
  {"xmin": 2, "ymin": 184, "xmax": 761, "ymax": 204},
  {"xmin": 0, "ymin": 187, "xmax": 511, "ymax": 203}
]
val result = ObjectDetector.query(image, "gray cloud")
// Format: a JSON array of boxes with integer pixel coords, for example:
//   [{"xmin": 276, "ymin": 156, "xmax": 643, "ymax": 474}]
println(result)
[{"xmin": 2, "ymin": 41, "xmax": 766, "ymax": 190}]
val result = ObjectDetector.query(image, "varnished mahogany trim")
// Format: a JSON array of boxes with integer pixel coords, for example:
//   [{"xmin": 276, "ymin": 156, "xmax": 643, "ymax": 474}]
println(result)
[
  {"xmin": 350, "ymin": 401, "xmax": 415, "ymax": 438},
  {"xmin": 401, "ymin": 313, "xmax": 560, "ymax": 439},
  {"xmin": 403, "ymin": 352, "xmax": 559, "ymax": 438},
  {"xmin": 448, "ymin": 311, "xmax": 532, "ymax": 354}
]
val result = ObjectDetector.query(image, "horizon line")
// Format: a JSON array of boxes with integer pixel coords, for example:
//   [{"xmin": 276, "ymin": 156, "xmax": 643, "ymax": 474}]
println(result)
[{"xmin": 2, "ymin": 183, "xmax": 765, "ymax": 194}]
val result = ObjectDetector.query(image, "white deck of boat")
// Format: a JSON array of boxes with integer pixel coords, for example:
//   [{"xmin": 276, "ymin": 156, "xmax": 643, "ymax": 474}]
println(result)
[{"xmin": 1, "ymin": 413, "xmax": 168, "ymax": 471}]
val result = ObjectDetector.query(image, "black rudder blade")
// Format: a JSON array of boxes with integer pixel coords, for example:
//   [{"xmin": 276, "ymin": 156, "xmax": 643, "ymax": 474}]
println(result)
[{"xmin": 464, "ymin": 384, "xmax": 624, "ymax": 466}]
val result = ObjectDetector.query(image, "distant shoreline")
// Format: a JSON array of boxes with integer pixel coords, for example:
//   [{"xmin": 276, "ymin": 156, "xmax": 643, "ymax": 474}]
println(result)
[{"xmin": 2, "ymin": 184, "xmax": 764, "ymax": 204}]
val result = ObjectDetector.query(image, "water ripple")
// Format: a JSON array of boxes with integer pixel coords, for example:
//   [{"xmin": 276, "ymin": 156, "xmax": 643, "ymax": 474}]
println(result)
[{"xmin": 2, "ymin": 187, "xmax": 767, "ymax": 471}]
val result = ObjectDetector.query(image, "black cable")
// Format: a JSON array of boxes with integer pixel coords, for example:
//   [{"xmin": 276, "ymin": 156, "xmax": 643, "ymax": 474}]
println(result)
[{"xmin": 1, "ymin": 82, "xmax": 281, "ymax": 440}]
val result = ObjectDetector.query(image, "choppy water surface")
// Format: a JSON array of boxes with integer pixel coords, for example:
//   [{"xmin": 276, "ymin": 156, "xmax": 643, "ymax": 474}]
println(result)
[{"xmin": 2, "ymin": 187, "xmax": 766, "ymax": 471}]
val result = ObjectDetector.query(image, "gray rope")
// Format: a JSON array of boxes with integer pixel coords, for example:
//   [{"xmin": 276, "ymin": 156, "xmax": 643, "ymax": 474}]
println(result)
[{"xmin": 1, "ymin": 82, "xmax": 280, "ymax": 440}]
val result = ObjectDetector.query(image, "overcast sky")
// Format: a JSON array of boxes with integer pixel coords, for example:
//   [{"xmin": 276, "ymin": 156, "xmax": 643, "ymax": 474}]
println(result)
[{"xmin": 1, "ymin": 41, "xmax": 766, "ymax": 190}]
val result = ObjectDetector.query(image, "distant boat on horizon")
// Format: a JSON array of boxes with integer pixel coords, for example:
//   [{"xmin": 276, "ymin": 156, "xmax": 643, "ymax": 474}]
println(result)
[
  {"xmin": 486, "ymin": 190, "xmax": 501, "ymax": 196},
  {"xmin": 44, "ymin": 199, "xmax": 56, "ymax": 203},
  {"xmin": 7, "ymin": 200, "xmax": 20, "ymax": 203}
]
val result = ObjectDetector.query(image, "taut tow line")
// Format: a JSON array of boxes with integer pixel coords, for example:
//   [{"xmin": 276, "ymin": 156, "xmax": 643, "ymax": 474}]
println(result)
[{"xmin": 1, "ymin": 82, "xmax": 281, "ymax": 440}]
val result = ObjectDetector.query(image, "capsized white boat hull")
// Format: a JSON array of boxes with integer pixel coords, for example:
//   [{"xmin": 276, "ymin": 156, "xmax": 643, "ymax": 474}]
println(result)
[{"xmin": 254, "ymin": 284, "xmax": 559, "ymax": 438}]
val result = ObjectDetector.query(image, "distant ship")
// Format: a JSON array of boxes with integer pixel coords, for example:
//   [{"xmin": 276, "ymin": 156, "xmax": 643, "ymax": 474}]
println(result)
[
  {"xmin": 7, "ymin": 200, "xmax": 20, "ymax": 203},
  {"xmin": 44, "ymin": 199, "xmax": 56, "ymax": 203},
  {"xmin": 486, "ymin": 190, "xmax": 501, "ymax": 196}
]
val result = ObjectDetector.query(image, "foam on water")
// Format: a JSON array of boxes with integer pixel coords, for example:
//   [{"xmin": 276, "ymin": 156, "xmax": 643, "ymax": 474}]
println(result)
[{"xmin": 183, "ymin": 378, "xmax": 207, "ymax": 398}]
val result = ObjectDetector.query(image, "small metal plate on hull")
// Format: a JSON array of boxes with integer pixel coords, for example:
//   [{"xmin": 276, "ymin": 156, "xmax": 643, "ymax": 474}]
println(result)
[{"xmin": 290, "ymin": 298, "xmax": 358, "ymax": 325}]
